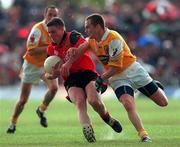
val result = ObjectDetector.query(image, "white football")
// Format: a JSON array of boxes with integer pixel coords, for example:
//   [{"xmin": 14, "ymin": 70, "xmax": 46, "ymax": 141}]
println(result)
[{"xmin": 44, "ymin": 56, "xmax": 63, "ymax": 74}]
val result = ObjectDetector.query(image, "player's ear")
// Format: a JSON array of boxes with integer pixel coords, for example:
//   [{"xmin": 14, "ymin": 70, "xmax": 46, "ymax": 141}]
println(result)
[{"xmin": 96, "ymin": 24, "xmax": 101, "ymax": 30}]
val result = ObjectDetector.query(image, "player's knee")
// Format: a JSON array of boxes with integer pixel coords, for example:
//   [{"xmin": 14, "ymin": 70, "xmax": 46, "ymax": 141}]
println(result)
[
  {"xmin": 121, "ymin": 99, "xmax": 134, "ymax": 112},
  {"xmin": 88, "ymin": 98, "xmax": 99, "ymax": 107},
  {"xmin": 158, "ymin": 98, "xmax": 168, "ymax": 107},
  {"xmin": 75, "ymin": 98, "xmax": 85, "ymax": 109}
]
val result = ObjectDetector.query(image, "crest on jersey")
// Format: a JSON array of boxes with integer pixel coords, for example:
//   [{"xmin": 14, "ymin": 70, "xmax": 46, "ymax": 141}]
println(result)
[
  {"xmin": 30, "ymin": 34, "xmax": 35, "ymax": 43},
  {"xmin": 109, "ymin": 40, "xmax": 123, "ymax": 58},
  {"xmin": 28, "ymin": 28, "xmax": 41, "ymax": 45}
]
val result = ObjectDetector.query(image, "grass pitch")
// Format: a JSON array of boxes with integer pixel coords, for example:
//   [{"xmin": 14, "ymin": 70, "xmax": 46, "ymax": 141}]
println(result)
[{"xmin": 0, "ymin": 98, "xmax": 180, "ymax": 147}]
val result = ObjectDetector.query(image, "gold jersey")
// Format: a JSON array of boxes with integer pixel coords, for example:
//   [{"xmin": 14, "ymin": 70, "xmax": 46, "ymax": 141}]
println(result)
[
  {"xmin": 88, "ymin": 28, "xmax": 136, "ymax": 73},
  {"xmin": 23, "ymin": 21, "xmax": 52, "ymax": 67}
]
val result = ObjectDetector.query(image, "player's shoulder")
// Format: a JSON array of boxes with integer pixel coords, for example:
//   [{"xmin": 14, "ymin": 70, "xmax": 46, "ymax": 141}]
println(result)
[
  {"xmin": 33, "ymin": 21, "xmax": 44, "ymax": 27},
  {"xmin": 31, "ymin": 21, "xmax": 45, "ymax": 32},
  {"xmin": 30, "ymin": 21, "xmax": 46, "ymax": 36},
  {"xmin": 109, "ymin": 30, "xmax": 123, "ymax": 40},
  {"xmin": 69, "ymin": 30, "xmax": 84, "ymax": 45}
]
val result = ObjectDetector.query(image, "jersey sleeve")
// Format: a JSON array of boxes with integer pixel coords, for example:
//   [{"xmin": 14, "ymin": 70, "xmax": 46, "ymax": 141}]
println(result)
[
  {"xmin": 108, "ymin": 39, "xmax": 124, "ymax": 67},
  {"xmin": 26, "ymin": 27, "xmax": 41, "ymax": 50}
]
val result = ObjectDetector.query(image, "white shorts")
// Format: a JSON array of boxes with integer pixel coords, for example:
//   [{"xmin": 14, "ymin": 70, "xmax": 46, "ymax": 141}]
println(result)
[
  {"xmin": 109, "ymin": 62, "xmax": 153, "ymax": 91},
  {"xmin": 20, "ymin": 60, "xmax": 44, "ymax": 84}
]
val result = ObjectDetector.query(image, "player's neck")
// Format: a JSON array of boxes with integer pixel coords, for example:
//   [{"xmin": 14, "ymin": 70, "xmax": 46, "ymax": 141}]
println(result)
[{"xmin": 96, "ymin": 30, "xmax": 105, "ymax": 42}]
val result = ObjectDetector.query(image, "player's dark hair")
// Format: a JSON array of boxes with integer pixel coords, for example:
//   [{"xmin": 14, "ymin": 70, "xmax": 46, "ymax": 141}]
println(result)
[
  {"xmin": 86, "ymin": 13, "xmax": 105, "ymax": 29},
  {"xmin": 44, "ymin": 5, "xmax": 58, "ymax": 14},
  {"xmin": 47, "ymin": 17, "xmax": 65, "ymax": 27}
]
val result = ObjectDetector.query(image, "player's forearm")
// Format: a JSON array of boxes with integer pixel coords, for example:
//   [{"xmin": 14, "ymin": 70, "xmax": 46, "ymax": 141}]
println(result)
[
  {"xmin": 28, "ymin": 46, "xmax": 48, "ymax": 56},
  {"xmin": 101, "ymin": 67, "xmax": 119, "ymax": 80},
  {"xmin": 73, "ymin": 41, "xmax": 89, "ymax": 60},
  {"xmin": 67, "ymin": 42, "xmax": 89, "ymax": 64}
]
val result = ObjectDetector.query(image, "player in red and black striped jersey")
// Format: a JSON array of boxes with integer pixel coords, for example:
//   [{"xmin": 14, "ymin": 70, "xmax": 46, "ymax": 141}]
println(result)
[{"xmin": 45, "ymin": 17, "xmax": 122, "ymax": 143}]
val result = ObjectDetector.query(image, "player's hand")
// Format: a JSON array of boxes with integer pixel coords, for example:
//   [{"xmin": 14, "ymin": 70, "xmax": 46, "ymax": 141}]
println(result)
[
  {"xmin": 60, "ymin": 61, "xmax": 72, "ymax": 77},
  {"xmin": 95, "ymin": 76, "xmax": 108, "ymax": 94},
  {"xmin": 52, "ymin": 68, "xmax": 60, "ymax": 77},
  {"xmin": 45, "ymin": 67, "xmax": 60, "ymax": 79},
  {"xmin": 45, "ymin": 72, "xmax": 57, "ymax": 80},
  {"xmin": 66, "ymin": 47, "xmax": 77, "ymax": 59}
]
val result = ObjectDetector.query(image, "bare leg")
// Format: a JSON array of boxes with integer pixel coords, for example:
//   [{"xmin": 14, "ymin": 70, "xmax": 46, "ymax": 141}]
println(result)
[
  {"xmin": 149, "ymin": 88, "xmax": 168, "ymax": 107},
  {"xmin": 39, "ymin": 78, "xmax": 58, "ymax": 111},
  {"xmin": 68, "ymin": 87, "xmax": 96, "ymax": 142},
  {"xmin": 120, "ymin": 94, "xmax": 144, "ymax": 131},
  {"xmin": 36, "ymin": 78, "xmax": 58, "ymax": 127},
  {"xmin": 68, "ymin": 87, "xmax": 91, "ymax": 125},
  {"xmin": 85, "ymin": 81, "xmax": 107, "ymax": 116},
  {"xmin": 12, "ymin": 82, "xmax": 32, "ymax": 122},
  {"xmin": 7, "ymin": 82, "xmax": 32, "ymax": 133},
  {"xmin": 120, "ymin": 94, "xmax": 150, "ymax": 141},
  {"xmin": 85, "ymin": 81, "xmax": 122, "ymax": 133}
]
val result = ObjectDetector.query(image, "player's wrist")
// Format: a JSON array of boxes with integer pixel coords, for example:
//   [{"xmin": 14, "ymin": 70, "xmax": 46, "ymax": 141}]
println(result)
[
  {"xmin": 100, "ymin": 75, "xmax": 108, "ymax": 83},
  {"xmin": 95, "ymin": 76, "xmax": 108, "ymax": 94}
]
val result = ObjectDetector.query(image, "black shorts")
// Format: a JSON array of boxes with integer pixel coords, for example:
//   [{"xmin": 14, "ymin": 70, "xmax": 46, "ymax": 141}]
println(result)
[
  {"xmin": 115, "ymin": 81, "xmax": 158, "ymax": 99},
  {"xmin": 64, "ymin": 70, "xmax": 98, "ymax": 90},
  {"xmin": 138, "ymin": 80, "xmax": 158, "ymax": 97},
  {"xmin": 115, "ymin": 86, "xmax": 134, "ymax": 99}
]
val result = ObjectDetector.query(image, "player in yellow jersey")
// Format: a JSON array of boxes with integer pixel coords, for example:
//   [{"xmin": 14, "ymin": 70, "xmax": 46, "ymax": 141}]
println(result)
[
  {"xmin": 61, "ymin": 13, "xmax": 169, "ymax": 142},
  {"xmin": 7, "ymin": 6, "xmax": 59, "ymax": 133}
]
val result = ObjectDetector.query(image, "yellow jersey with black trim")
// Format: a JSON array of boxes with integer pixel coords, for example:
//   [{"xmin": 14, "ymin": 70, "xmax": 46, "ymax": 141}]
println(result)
[
  {"xmin": 88, "ymin": 28, "xmax": 136, "ymax": 73},
  {"xmin": 23, "ymin": 21, "xmax": 52, "ymax": 67}
]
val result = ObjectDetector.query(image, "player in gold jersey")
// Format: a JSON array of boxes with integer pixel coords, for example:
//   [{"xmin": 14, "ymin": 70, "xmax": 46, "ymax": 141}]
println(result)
[
  {"xmin": 61, "ymin": 13, "xmax": 168, "ymax": 142},
  {"xmin": 7, "ymin": 6, "xmax": 59, "ymax": 133}
]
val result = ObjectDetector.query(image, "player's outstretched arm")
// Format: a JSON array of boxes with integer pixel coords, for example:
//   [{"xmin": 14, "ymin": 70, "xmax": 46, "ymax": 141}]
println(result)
[
  {"xmin": 101, "ymin": 66, "xmax": 120, "ymax": 80},
  {"xmin": 66, "ymin": 41, "xmax": 90, "ymax": 61},
  {"xmin": 60, "ymin": 41, "xmax": 90, "ymax": 77}
]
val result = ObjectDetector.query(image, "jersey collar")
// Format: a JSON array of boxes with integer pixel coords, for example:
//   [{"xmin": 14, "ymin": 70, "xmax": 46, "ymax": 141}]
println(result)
[
  {"xmin": 100, "ymin": 28, "xmax": 110, "ymax": 42},
  {"xmin": 42, "ymin": 20, "xmax": 48, "ymax": 31}
]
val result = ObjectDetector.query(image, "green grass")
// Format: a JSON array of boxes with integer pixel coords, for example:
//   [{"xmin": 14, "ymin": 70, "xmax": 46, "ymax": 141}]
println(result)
[{"xmin": 0, "ymin": 98, "xmax": 180, "ymax": 147}]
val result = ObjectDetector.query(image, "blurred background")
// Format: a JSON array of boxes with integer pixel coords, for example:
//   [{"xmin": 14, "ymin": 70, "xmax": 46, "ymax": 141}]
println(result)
[{"xmin": 0, "ymin": 0, "xmax": 179, "ymax": 99}]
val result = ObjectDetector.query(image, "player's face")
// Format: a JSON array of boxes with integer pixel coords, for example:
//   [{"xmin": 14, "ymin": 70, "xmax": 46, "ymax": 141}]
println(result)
[
  {"xmin": 45, "ymin": 8, "xmax": 59, "ymax": 23},
  {"xmin": 48, "ymin": 26, "xmax": 64, "ymax": 43},
  {"xmin": 85, "ymin": 19, "xmax": 98, "ymax": 39}
]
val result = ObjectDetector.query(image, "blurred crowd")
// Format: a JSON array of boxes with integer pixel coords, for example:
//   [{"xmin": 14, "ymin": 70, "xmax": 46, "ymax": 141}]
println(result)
[{"xmin": 0, "ymin": 0, "xmax": 180, "ymax": 86}]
